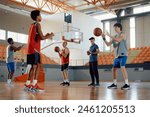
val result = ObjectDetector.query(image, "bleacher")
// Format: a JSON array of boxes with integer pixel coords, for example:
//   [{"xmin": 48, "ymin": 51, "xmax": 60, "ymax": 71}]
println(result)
[
  {"xmin": 0, "ymin": 44, "xmax": 59, "ymax": 65},
  {"xmin": 0, "ymin": 44, "xmax": 150, "ymax": 66},
  {"xmin": 86, "ymin": 46, "xmax": 150, "ymax": 66}
]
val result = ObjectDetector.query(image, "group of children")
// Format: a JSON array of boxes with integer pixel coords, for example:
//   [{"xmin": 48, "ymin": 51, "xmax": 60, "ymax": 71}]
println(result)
[
  {"xmin": 87, "ymin": 23, "xmax": 130, "ymax": 90},
  {"xmin": 5, "ymin": 10, "xmax": 130, "ymax": 93},
  {"xmin": 6, "ymin": 10, "xmax": 70, "ymax": 92}
]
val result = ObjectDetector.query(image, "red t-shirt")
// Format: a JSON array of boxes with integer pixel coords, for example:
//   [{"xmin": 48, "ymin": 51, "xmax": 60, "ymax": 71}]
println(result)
[
  {"xmin": 27, "ymin": 23, "xmax": 41, "ymax": 54},
  {"xmin": 61, "ymin": 48, "xmax": 70, "ymax": 64}
]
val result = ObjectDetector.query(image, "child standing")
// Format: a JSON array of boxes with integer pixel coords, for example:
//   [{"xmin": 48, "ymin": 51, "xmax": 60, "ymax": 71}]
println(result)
[
  {"xmin": 24, "ymin": 10, "xmax": 54, "ymax": 92},
  {"xmin": 102, "ymin": 23, "xmax": 130, "ymax": 90},
  {"xmin": 6, "ymin": 38, "xmax": 23, "ymax": 85},
  {"xmin": 57, "ymin": 42, "xmax": 70, "ymax": 86}
]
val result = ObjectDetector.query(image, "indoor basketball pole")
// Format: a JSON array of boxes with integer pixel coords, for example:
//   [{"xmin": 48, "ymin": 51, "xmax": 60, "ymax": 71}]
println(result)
[{"xmin": 67, "ymin": 22, "xmax": 69, "ymax": 32}]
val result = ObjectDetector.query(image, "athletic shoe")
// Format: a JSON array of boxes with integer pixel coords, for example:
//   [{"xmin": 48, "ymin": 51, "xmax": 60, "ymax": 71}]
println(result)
[
  {"xmin": 94, "ymin": 83, "xmax": 100, "ymax": 87},
  {"xmin": 107, "ymin": 83, "xmax": 117, "ymax": 89},
  {"xmin": 121, "ymin": 84, "xmax": 130, "ymax": 90},
  {"xmin": 24, "ymin": 84, "xmax": 32, "ymax": 91},
  {"xmin": 60, "ymin": 82, "xmax": 66, "ymax": 86},
  {"xmin": 31, "ymin": 84, "xmax": 45, "ymax": 92},
  {"xmin": 65, "ymin": 82, "xmax": 70, "ymax": 86},
  {"xmin": 88, "ymin": 83, "xmax": 95, "ymax": 86},
  {"xmin": 7, "ymin": 79, "xmax": 12, "ymax": 85}
]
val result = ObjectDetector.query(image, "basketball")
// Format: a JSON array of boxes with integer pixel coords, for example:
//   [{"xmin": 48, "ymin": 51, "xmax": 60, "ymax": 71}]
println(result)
[
  {"xmin": 54, "ymin": 46, "xmax": 60, "ymax": 52},
  {"xmin": 93, "ymin": 27, "xmax": 102, "ymax": 37}
]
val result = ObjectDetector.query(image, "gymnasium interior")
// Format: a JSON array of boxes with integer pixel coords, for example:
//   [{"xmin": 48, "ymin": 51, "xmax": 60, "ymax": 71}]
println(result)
[{"xmin": 0, "ymin": 0, "xmax": 150, "ymax": 100}]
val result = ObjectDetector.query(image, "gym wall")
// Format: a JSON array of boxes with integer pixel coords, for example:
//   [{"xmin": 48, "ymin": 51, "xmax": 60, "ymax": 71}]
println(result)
[
  {"xmin": 108, "ymin": 15, "xmax": 150, "ymax": 49},
  {"xmin": 41, "ymin": 11, "xmax": 103, "ymax": 61},
  {"xmin": 135, "ymin": 16, "xmax": 150, "ymax": 47},
  {"xmin": 0, "ymin": 8, "xmax": 31, "ymax": 35},
  {"xmin": 0, "ymin": 61, "xmax": 150, "ymax": 82},
  {"xmin": 0, "ymin": 7, "xmax": 102, "ymax": 62}
]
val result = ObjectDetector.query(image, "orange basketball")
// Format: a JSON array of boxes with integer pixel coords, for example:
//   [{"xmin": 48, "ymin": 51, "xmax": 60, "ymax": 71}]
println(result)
[
  {"xmin": 54, "ymin": 46, "xmax": 60, "ymax": 52},
  {"xmin": 93, "ymin": 27, "xmax": 102, "ymax": 37}
]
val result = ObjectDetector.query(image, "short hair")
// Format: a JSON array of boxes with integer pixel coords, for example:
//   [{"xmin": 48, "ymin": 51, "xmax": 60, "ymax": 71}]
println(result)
[
  {"xmin": 30, "ymin": 10, "xmax": 40, "ymax": 21},
  {"xmin": 89, "ymin": 37, "xmax": 95, "ymax": 40},
  {"xmin": 114, "ymin": 23, "xmax": 122, "ymax": 31},
  {"xmin": 7, "ymin": 38, "xmax": 13, "ymax": 44}
]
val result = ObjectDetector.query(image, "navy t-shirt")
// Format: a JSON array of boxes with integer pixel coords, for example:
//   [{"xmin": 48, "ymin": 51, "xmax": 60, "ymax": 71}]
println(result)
[{"xmin": 89, "ymin": 44, "xmax": 99, "ymax": 62}]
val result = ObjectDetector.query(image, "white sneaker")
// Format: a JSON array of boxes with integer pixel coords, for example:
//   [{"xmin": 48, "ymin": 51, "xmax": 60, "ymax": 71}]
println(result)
[
  {"xmin": 7, "ymin": 79, "xmax": 13, "ymax": 86},
  {"xmin": 7, "ymin": 79, "xmax": 11, "ymax": 84}
]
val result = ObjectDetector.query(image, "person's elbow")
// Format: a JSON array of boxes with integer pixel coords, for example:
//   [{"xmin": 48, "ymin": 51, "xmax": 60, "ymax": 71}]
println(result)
[
  {"xmin": 39, "ymin": 34, "xmax": 45, "ymax": 40},
  {"xmin": 40, "ymin": 36, "xmax": 45, "ymax": 40}
]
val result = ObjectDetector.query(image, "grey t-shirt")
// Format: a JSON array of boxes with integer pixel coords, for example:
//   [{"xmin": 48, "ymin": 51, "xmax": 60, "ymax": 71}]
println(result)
[
  {"xmin": 112, "ymin": 32, "xmax": 128, "ymax": 58},
  {"xmin": 6, "ymin": 45, "xmax": 14, "ymax": 63},
  {"xmin": 89, "ymin": 44, "xmax": 99, "ymax": 62}
]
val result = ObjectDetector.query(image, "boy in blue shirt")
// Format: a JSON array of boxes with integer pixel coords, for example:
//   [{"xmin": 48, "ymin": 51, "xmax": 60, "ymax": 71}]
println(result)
[{"xmin": 87, "ymin": 37, "xmax": 100, "ymax": 87}]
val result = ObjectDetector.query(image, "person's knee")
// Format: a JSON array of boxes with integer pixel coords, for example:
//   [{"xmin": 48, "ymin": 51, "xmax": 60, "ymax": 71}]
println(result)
[
  {"xmin": 10, "ymin": 72, "xmax": 14, "ymax": 75},
  {"xmin": 32, "ymin": 65, "xmax": 38, "ymax": 69},
  {"xmin": 30, "ymin": 65, "xmax": 34, "ymax": 69},
  {"xmin": 121, "ymin": 66, "xmax": 126, "ymax": 70},
  {"xmin": 112, "ymin": 67, "xmax": 117, "ymax": 72}
]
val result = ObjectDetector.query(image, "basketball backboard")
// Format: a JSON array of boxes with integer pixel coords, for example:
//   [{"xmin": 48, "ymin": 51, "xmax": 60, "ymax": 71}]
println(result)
[{"xmin": 52, "ymin": 25, "xmax": 83, "ymax": 44}]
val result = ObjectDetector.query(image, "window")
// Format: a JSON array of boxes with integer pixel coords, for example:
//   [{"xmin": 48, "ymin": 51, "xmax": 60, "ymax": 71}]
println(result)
[
  {"xmin": 134, "ymin": 4, "xmax": 150, "ymax": 14},
  {"xmin": 130, "ymin": 17, "xmax": 135, "ymax": 48},
  {"xmin": 98, "ymin": 38, "xmax": 104, "ymax": 52},
  {"xmin": 104, "ymin": 22, "xmax": 110, "ymax": 51},
  {"xmin": 93, "ymin": 13, "xmax": 116, "ymax": 21},
  {"xmin": 8, "ymin": 31, "xmax": 18, "ymax": 42},
  {"xmin": 8, "ymin": 31, "xmax": 28, "ymax": 43},
  {"xmin": 121, "ymin": 10, "xmax": 125, "ymax": 16},
  {"xmin": 17, "ymin": 33, "xmax": 28, "ymax": 43},
  {"xmin": 0, "ymin": 29, "xmax": 6, "ymax": 40}
]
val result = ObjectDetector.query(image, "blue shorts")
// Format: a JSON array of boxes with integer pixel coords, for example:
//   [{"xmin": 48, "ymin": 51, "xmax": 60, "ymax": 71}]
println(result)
[
  {"xmin": 113, "ymin": 56, "xmax": 127, "ymax": 68},
  {"xmin": 7, "ymin": 62, "xmax": 15, "ymax": 73}
]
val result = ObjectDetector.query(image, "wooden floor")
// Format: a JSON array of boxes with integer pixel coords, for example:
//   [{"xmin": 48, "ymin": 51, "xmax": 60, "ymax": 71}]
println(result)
[{"xmin": 0, "ymin": 81, "xmax": 150, "ymax": 100}]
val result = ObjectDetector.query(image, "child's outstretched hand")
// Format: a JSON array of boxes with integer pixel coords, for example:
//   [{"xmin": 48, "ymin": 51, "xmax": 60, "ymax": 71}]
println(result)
[
  {"xmin": 46, "ymin": 32, "xmax": 54, "ymax": 39},
  {"xmin": 102, "ymin": 33, "xmax": 105, "ymax": 38},
  {"xmin": 71, "ymin": 39, "xmax": 74, "ymax": 42},
  {"xmin": 48, "ymin": 32, "xmax": 54, "ymax": 40},
  {"xmin": 50, "ymin": 32, "xmax": 54, "ymax": 37}
]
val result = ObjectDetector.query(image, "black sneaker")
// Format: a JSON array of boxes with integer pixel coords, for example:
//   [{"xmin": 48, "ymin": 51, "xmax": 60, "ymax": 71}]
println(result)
[
  {"xmin": 121, "ymin": 84, "xmax": 130, "ymax": 90},
  {"xmin": 94, "ymin": 83, "xmax": 100, "ymax": 87},
  {"xmin": 88, "ymin": 83, "xmax": 95, "ymax": 86},
  {"xmin": 60, "ymin": 82, "xmax": 66, "ymax": 86},
  {"xmin": 107, "ymin": 83, "xmax": 117, "ymax": 89},
  {"xmin": 65, "ymin": 82, "xmax": 70, "ymax": 86}
]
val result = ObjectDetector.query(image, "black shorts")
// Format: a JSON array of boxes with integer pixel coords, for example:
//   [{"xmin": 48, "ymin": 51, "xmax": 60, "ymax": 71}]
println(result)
[
  {"xmin": 61, "ymin": 63, "xmax": 69, "ymax": 71},
  {"xmin": 27, "ymin": 52, "xmax": 41, "ymax": 65}
]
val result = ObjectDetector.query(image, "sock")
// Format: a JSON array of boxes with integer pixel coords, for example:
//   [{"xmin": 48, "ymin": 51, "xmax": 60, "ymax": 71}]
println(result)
[
  {"xmin": 32, "ymin": 80, "xmax": 37, "ymax": 86},
  {"xmin": 66, "ymin": 79, "xmax": 69, "ymax": 83},
  {"xmin": 125, "ymin": 79, "xmax": 129, "ymax": 85},
  {"xmin": 113, "ymin": 79, "xmax": 117, "ymax": 85},
  {"xmin": 26, "ymin": 80, "xmax": 30, "ymax": 85},
  {"xmin": 64, "ymin": 80, "xmax": 66, "ymax": 83}
]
